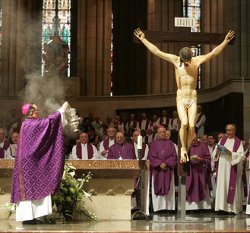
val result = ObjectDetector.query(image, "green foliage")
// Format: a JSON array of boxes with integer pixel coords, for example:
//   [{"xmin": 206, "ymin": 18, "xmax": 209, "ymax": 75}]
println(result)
[{"xmin": 51, "ymin": 163, "xmax": 98, "ymax": 222}]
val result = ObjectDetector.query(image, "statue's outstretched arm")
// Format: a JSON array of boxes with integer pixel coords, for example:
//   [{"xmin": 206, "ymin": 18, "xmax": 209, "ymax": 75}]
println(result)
[
  {"xmin": 196, "ymin": 30, "xmax": 235, "ymax": 65},
  {"xmin": 134, "ymin": 28, "xmax": 178, "ymax": 65}
]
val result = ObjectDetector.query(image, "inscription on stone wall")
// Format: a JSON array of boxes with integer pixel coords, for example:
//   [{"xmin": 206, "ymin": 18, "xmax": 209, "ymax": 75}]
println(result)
[
  {"xmin": 0, "ymin": 160, "xmax": 142, "ymax": 169},
  {"xmin": 69, "ymin": 160, "xmax": 139, "ymax": 169}
]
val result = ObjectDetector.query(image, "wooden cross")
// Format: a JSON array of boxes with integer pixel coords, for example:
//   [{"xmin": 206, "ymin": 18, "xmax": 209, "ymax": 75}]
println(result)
[
  {"xmin": 133, "ymin": 28, "xmax": 234, "ymax": 222},
  {"xmin": 134, "ymin": 30, "xmax": 234, "ymax": 45}
]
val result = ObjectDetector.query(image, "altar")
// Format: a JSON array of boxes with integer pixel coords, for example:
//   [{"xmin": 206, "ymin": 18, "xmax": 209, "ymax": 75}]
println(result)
[{"xmin": 0, "ymin": 159, "xmax": 149, "ymax": 221}]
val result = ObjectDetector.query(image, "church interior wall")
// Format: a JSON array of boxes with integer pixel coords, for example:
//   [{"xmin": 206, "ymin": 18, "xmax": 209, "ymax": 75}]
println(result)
[
  {"xmin": 0, "ymin": 80, "xmax": 245, "ymax": 140},
  {"xmin": 0, "ymin": 0, "xmax": 249, "ymax": 140}
]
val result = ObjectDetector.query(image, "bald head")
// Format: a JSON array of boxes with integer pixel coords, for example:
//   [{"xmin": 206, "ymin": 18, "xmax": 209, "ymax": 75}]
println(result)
[
  {"xmin": 225, "ymin": 124, "xmax": 236, "ymax": 139},
  {"xmin": 157, "ymin": 126, "xmax": 167, "ymax": 139},
  {"xmin": 115, "ymin": 132, "xmax": 126, "ymax": 144}
]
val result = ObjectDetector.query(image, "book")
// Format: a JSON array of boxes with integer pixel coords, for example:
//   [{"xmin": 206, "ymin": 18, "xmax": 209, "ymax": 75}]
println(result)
[{"xmin": 217, "ymin": 144, "xmax": 228, "ymax": 154}]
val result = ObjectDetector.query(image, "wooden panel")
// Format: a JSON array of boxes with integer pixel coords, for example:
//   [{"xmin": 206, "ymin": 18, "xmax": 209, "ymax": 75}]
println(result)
[
  {"xmin": 112, "ymin": 0, "xmax": 147, "ymax": 95},
  {"xmin": 8, "ymin": 1, "xmax": 17, "ymax": 95},
  {"xmin": 1, "ymin": 0, "xmax": 11, "ymax": 95},
  {"xmin": 96, "ymin": 0, "xmax": 104, "ymax": 96},
  {"xmin": 86, "ymin": 0, "xmax": 97, "ymax": 96},
  {"xmin": 102, "ymin": 0, "xmax": 112, "ymax": 96}
]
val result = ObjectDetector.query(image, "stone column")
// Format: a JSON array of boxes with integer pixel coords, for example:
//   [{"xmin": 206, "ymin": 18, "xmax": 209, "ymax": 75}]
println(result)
[
  {"xmin": 1, "ymin": 0, "xmax": 42, "ymax": 96},
  {"xmin": 77, "ymin": 0, "xmax": 112, "ymax": 96},
  {"xmin": 147, "ymin": 0, "xmax": 182, "ymax": 95},
  {"xmin": 240, "ymin": 0, "xmax": 250, "ymax": 140}
]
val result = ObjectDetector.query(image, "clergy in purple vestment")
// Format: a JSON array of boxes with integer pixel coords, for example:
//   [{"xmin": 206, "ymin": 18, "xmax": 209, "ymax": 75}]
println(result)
[
  {"xmin": 149, "ymin": 126, "xmax": 177, "ymax": 196},
  {"xmin": 107, "ymin": 132, "xmax": 136, "ymax": 159},
  {"xmin": 11, "ymin": 102, "xmax": 70, "ymax": 222},
  {"xmin": 186, "ymin": 132, "xmax": 211, "ymax": 203}
]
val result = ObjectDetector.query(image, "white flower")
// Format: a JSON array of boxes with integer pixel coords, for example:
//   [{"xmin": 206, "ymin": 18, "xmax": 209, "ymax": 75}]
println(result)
[{"xmin": 69, "ymin": 171, "xmax": 75, "ymax": 177}]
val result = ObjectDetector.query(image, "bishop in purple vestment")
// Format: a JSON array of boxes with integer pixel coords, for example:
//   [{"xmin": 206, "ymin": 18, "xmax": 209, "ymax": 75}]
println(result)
[
  {"xmin": 149, "ymin": 126, "xmax": 177, "ymax": 196},
  {"xmin": 108, "ymin": 132, "xmax": 136, "ymax": 159},
  {"xmin": 11, "ymin": 102, "xmax": 70, "ymax": 222},
  {"xmin": 186, "ymin": 132, "xmax": 211, "ymax": 204}
]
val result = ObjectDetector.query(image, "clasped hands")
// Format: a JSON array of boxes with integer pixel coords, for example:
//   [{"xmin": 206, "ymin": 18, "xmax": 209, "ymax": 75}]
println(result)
[
  {"xmin": 160, "ymin": 163, "xmax": 167, "ymax": 171},
  {"xmin": 190, "ymin": 154, "xmax": 203, "ymax": 162}
]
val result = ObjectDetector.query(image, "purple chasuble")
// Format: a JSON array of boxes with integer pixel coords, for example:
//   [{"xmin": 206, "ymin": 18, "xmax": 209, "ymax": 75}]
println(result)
[
  {"xmin": 76, "ymin": 143, "xmax": 94, "ymax": 159},
  {"xmin": 248, "ymin": 182, "xmax": 250, "ymax": 204},
  {"xmin": 0, "ymin": 140, "xmax": 10, "ymax": 158},
  {"xmin": 186, "ymin": 141, "xmax": 211, "ymax": 202},
  {"xmin": 11, "ymin": 111, "xmax": 65, "ymax": 203},
  {"xmin": 107, "ymin": 142, "xmax": 136, "ymax": 159},
  {"xmin": 219, "ymin": 136, "xmax": 241, "ymax": 204},
  {"xmin": 149, "ymin": 139, "xmax": 177, "ymax": 196}
]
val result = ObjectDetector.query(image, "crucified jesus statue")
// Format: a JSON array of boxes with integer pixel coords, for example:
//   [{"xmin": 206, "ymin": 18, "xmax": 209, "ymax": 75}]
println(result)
[{"xmin": 134, "ymin": 28, "xmax": 235, "ymax": 163}]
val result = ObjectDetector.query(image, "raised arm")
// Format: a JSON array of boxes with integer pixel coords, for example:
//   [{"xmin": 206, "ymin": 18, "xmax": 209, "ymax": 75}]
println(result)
[
  {"xmin": 134, "ymin": 28, "xmax": 178, "ymax": 65},
  {"xmin": 195, "ymin": 30, "xmax": 235, "ymax": 65}
]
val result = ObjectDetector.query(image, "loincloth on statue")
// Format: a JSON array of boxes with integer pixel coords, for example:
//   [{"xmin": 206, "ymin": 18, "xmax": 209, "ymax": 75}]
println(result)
[{"xmin": 182, "ymin": 98, "xmax": 196, "ymax": 109}]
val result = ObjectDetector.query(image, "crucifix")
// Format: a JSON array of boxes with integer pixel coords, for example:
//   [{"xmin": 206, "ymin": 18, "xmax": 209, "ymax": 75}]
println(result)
[{"xmin": 134, "ymin": 25, "xmax": 235, "ymax": 221}]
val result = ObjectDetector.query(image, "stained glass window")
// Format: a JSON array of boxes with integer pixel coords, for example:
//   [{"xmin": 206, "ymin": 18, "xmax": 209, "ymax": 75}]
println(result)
[
  {"xmin": 42, "ymin": 0, "xmax": 71, "ymax": 77},
  {"xmin": 183, "ymin": 0, "xmax": 201, "ymax": 32},
  {"xmin": 183, "ymin": 0, "xmax": 202, "ymax": 89}
]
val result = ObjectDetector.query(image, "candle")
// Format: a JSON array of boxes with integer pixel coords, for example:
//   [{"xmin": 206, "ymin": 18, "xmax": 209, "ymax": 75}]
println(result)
[{"xmin": 137, "ymin": 135, "xmax": 142, "ymax": 149}]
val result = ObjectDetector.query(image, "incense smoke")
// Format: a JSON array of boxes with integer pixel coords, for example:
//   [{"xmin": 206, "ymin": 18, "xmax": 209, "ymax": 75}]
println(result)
[{"xmin": 24, "ymin": 72, "xmax": 65, "ymax": 117}]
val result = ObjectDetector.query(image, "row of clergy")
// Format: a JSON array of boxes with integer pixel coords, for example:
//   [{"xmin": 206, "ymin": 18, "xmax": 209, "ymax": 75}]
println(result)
[
  {"xmin": 1, "ymin": 124, "xmax": 250, "ymax": 215},
  {"xmin": 70, "ymin": 125, "xmax": 250, "ymax": 215}
]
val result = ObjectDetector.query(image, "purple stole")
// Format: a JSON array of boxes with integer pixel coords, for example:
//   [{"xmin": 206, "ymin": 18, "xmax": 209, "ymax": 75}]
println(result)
[
  {"xmin": 76, "ymin": 143, "xmax": 94, "ymax": 159},
  {"xmin": 196, "ymin": 113, "xmax": 204, "ymax": 124},
  {"xmin": 169, "ymin": 118, "xmax": 173, "ymax": 127},
  {"xmin": 248, "ymin": 180, "xmax": 250, "ymax": 204},
  {"xmin": 220, "ymin": 136, "xmax": 241, "ymax": 204},
  {"xmin": 0, "ymin": 141, "xmax": 10, "ymax": 158},
  {"xmin": 160, "ymin": 117, "xmax": 169, "ymax": 126},
  {"xmin": 248, "ymin": 190, "xmax": 250, "ymax": 205},
  {"xmin": 103, "ymin": 138, "xmax": 110, "ymax": 150},
  {"xmin": 128, "ymin": 120, "xmax": 137, "ymax": 129},
  {"xmin": 242, "ymin": 167, "xmax": 248, "ymax": 197},
  {"xmin": 139, "ymin": 120, "xmax": 151, "ymax": 130},
  {"xmin": 245, "ymin": 149, "xmax": 250, "ymax": 204}
]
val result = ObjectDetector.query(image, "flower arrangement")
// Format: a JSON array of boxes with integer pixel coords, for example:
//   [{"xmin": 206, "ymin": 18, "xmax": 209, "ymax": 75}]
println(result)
[
  {"xmin": 0, "ymin": 202, "xmax": 15, "ymax": 220},
  {"xmin": 51, "ymin": 163, "xmax": 98, "ymax": 222}
]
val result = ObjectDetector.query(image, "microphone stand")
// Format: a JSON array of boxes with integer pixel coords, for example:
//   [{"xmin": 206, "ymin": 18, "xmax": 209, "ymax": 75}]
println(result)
[{"xmin": 131, "ymin": 148, "xmax": 148, "ymax": 220}]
